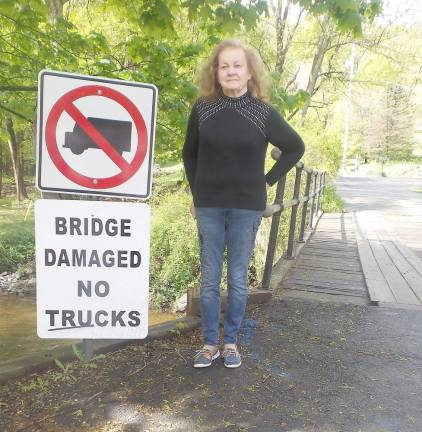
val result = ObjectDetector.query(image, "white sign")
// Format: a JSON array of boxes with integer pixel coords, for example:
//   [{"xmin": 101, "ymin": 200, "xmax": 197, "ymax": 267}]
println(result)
[
  {"xmin": 35, "ymin": 199, "xmax": 150, "ymax": 339},
  {"xmin": 36, "ymin": 70, "xmax": 157, "ymax": 199}
]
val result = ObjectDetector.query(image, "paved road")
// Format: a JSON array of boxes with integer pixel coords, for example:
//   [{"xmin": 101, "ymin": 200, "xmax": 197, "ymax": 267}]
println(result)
[
  {"xmin": 335, "ymin": 174, "xmax": 422, "ymax": 260},
  {"xmin": 2, "ymin": 297, "xmax": 422, "ymax": 432}
]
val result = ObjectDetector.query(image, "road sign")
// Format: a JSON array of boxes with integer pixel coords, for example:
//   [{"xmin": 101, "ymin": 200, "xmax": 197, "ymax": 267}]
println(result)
[
  {"xmin": 35, "ymin": 199, "xmax": 150, "ymax": 339},
  {"xmin": 37, "ymin": 70, "xmax": 157, "ymax": 199}
]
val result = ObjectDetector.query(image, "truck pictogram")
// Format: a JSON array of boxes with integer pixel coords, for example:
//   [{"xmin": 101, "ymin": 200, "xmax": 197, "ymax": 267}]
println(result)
[{"xmin": 64, "ymin": 117, "xmax": 132, "ymax": 155}]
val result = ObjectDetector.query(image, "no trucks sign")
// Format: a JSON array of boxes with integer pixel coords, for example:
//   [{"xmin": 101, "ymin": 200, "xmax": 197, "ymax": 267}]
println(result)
[{"xmin": 36, "ymin": 70, "xmax": 157, "ymax": 199}]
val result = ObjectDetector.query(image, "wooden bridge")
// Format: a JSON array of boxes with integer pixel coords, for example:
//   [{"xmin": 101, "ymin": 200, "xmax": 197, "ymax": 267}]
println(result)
[
  {"xmin": 280, "ymin": 176, "xmax": 422, "ymax": 310},
  {"xmin": 188, "ymin": 152, "xmax": 422, "ymax": 314},
  {"xmin": 281, "ymin": 210, "xmax": 422, "ymax": 308}
]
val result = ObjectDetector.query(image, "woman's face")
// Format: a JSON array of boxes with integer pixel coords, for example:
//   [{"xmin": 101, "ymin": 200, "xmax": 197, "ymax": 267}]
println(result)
[{"xmin": 217, "ymin": 47, "xmax": 252, "ymax": 97}]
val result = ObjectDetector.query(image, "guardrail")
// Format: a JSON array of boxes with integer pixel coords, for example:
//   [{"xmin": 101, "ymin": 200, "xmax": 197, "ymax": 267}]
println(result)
[
  {"xmin": 187, "ymin": 148, "xmax": 326, "ymax": 315},
  {"xmin": 261, "ymin": 147, "xmax": 326, "ymax": 289}
]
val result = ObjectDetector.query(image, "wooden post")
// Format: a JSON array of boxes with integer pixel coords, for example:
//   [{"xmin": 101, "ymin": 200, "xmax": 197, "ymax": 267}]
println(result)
[
  {"xmin": 316, "ymin": 172, "xmax": 323, "ymax": 217},
  {"xmin": 261, "ymin": 175, "xmax": 287, "ymax": 289},
  {"xmin": 320, "ymin": 172, "xmax": 326, "ymax": 212},
  {"xmin": 285, "ymin": 165, "xmax": 302, "ymax": 259},
  {"xmin": 298, "ymin": 169, "xmax": 312, "ymax": 242},
  {"xmin": 309, "ymin": 172, "xmax": 317, "ymax": 229}
]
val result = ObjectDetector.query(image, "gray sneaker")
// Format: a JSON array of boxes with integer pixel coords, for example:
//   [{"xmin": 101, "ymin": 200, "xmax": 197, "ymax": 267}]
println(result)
[
  {"xmin": 222, "ymin": 346, "xmax": 242, "ymax": 368},
  {"xmin": 193, "ymin": 347, "xmax": 220, "ymax": 368}
]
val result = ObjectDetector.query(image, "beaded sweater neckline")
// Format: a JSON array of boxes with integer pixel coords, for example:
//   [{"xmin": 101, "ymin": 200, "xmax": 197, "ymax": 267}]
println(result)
[{"xmin": 218, "ymin": 89, "xmax": 253, "ymax": 109}]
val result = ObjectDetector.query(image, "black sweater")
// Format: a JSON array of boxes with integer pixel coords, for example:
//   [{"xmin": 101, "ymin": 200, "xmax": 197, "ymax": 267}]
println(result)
[{"xmin": 182, "ymin": 90, "xmax": 305, "ymax": 211}]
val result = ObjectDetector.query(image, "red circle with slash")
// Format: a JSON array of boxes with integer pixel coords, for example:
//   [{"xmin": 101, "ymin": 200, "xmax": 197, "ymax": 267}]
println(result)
[{"xmin": 45, "ymin": 85, "xmax": 148, "ymax": 189}]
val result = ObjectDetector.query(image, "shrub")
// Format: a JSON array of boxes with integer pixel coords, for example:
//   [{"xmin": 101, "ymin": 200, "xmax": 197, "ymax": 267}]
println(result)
[
  {"xmin": 149, "ymin": 190, "xmax": 200, "ymax": 308},
  {"xmin": 0, "ymin": 197, "xmax": 35, "ymax": 273},
  {"xmin": 0, "ymin": 225, "xmax": 35, "ymax": 273}
]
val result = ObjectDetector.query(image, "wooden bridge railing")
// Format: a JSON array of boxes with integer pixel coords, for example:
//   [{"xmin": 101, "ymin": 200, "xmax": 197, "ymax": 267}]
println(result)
[
  {"xmin": 187, "ymin": 149, "xmax": 326, "ymax": 315},
  {"xmin": 261, "ymin": 148, "xmax": 326, "ymax": 289}
]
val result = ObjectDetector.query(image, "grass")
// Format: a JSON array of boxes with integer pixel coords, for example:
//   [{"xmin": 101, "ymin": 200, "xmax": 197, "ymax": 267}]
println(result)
[
  {"xmin": 356, "ymin": 160, "xmax": 422, "ymax": 178},
  {"xmin": 0, "ymin": 195, "xmax": 36, "ymax": 273},
  {"xmin": 322, "ymin": 183, "xmax": 344, "ymax": 213}
]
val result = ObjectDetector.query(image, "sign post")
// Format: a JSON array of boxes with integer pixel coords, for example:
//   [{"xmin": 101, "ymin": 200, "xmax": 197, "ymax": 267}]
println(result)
[{"xmin": 35, "ymin": 70, "xmax": 157, "ymax": 354}]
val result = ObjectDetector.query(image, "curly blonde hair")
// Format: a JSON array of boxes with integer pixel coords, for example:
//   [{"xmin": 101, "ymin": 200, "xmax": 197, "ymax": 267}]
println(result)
[{"xmin": 197, "ymin": 38, "xmax": 270, "ymax": 102}]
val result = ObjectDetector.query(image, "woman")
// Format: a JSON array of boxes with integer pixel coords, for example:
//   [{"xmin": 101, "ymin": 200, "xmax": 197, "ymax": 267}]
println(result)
[{"xmin": 182, "ymin": 39, "xmax": 305, "ymax": 368}]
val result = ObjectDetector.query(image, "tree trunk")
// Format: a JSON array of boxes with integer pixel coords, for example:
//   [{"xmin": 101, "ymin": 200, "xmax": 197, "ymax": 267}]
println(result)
[
  {"xmin": 300, "ymin": 15, "xmax": 333, "ymax": 124},
  {"xmin": 43, "ymin": 0, "xmax": 69, "ymax": 24},
  {"xmin": 31, "ymin": 111, "xmax": 37, "ymax": 156},
  {"xmin": 6, "ymin": 118, "xmax": 28, "ymax": 200},
  {"xmin": 0, "ymin": 139, "xmax": 3, "ymax": 198},
  {"xmin": 275, "ymin": 0, "xmax": 304, "ymax": 75},
  {"xmin": 17, "ymin": 130, "xmax": 26, "ymax": 189}
]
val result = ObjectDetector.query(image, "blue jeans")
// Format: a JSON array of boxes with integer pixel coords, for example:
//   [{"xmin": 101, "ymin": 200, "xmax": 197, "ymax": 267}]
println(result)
[{"xmin": 196, "ymin": 207, "xmax": 263, "ymax": 345}]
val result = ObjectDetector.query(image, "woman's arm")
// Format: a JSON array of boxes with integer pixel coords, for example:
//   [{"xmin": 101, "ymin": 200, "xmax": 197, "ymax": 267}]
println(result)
[
  {"xmin": 182, "ymin": 103, "xmax": 199, "ymax": 195},
  {"xmin": 265, "ymin": 106, "xmax": 305, "ymax": 186}
]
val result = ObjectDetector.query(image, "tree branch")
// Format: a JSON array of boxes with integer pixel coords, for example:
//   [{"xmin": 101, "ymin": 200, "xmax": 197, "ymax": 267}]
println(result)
[
  {"xmin": 0, "ymin": 86, "xmax": 37, "ymax": 92},
  {"xmin": 157, "ymin": 121, "xmax": 183, "ymax": 138},
  {"xmin": 285, "ymin": 68, "xmax": 300, "ymax": 92},
  {"xmin": 287, "ymin": 107, "xmax": 299, "ymax": 121},
  {"xmin": 316, "ymin": 70, "xmax": 345, "ymax": 79},
  {"xmin": 0, "ymin": 103, "xmax": 32, "ymax": 122}
]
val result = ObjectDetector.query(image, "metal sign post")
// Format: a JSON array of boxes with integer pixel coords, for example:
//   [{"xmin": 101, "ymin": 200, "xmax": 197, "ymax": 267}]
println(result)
[{"xmin": 35, "ymin": 70, "xmax": 157, "ymax": 360}]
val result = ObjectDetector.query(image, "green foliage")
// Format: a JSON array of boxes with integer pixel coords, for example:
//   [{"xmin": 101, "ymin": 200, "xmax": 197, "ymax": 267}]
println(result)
[
  {"xmin": 0, "ymin": 197, "xmax": 35, "ymax": 272},
  {"xmin": 18, "ymin": 376, "xmax": 51, "ymax": 393},
  {"xmin": 71, "ymin": 343, "xmax": 105, "ymax": 364},
  {"xmin": 72, "ymin": 409, "xmax": 83, "ymax": 419},
  {"xmin": 150, "ymin": 189, "xmax": 200, "ymax": 308},
  {"xmin": 72, "ymin": 343, "xmax": 85, "ymax": 361},
  {"xmin": 182, "ymin": 0, "xmax": 268, "ymax": 35},
  {"xmin": 297, "ymin": 112, "xmax": 343, "ymax": 176},
  {"xmin": 0, "ymin": 0, "xmax": 382, "ymax": 178},
  {"xmin": 16, "ymin": 347, "xmax": 106, "ymax": 394},
  {"xmin": 0, "ymin": 231, "xmax": 34, "ymax": 273},
  {"xmin": 52, "ymin": 345, "xmax": 106, "ymax": 382},
  {"xmin": 295, "ymin": 0, "xmax": 382, "ymax": 36},
  {"xmin": 54, "ymin": 358, "xmax": 77, "ymax": 382},
  {"xmin": 360, "ymin": 160, "xmax": 422, "ymax": 178},
  {"xmin": 350, "ymin": 22, "xmax": 421, "ymax": 166},
  {"xmin": 365, "ymin": 84, "xmax": 416, "ymax": 162},
  {"xmin": 271, "ymin": 71, "xmax": 311, "ymax": 116},
  {"xmin": 321, "ymin": 183, "xmax": 344, "ymax": 213},
  {"xmin": 170, "ymin": 321, "xmax": 189, "ymax": 336},
  {"xmin": 138, "ymin": 0, "xmax": 177, "ymax": 37}
]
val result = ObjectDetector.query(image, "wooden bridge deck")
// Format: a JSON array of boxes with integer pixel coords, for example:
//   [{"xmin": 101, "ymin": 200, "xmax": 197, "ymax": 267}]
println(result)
[
  {"xmin": 280, "ymin": 211, "xmax": 422, "ymax": 310},
  {"xmin": 281, "ymin": 212, "xmax": 369, "ymax": 302},
  {"xmin": 353, "ymin": 210, "xmax": 422, "ymax": 307}
]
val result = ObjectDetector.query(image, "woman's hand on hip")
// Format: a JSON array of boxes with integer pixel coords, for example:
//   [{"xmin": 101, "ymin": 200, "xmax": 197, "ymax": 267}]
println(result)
[{"xmin": 190, "ymin": 202, "xmax": 196, "ymax": 219}]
